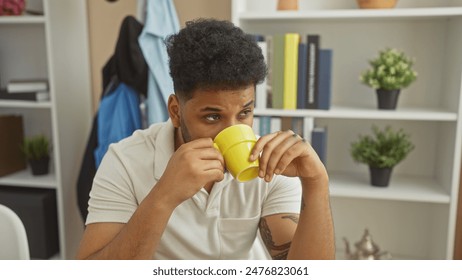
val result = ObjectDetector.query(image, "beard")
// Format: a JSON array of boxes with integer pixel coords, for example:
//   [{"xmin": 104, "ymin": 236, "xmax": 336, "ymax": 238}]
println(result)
[{"xmin": 179, "ymin": 117, "xmax": 192, "ymax": 144}]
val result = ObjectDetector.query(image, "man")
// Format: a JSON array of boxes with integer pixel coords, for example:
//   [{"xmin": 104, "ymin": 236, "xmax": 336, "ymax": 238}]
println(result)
[{"xmin": 77, "ymin": 18, "xmax": 334, "ymax": 260}]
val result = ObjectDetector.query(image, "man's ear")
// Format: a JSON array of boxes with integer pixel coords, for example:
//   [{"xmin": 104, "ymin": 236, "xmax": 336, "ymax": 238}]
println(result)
[{"xmin": 168, "ymin": 94, "xmax": 181, "ymax": 128}]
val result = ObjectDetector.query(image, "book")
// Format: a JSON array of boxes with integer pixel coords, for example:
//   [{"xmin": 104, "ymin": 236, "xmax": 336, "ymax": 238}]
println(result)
[
  {"xmin": 272, "ymin": 33, "xmax": 300, "ymax": 109},
  {"xmin": 258, "ymin": 116, "xmax": 282, "ymax": 136},
  {"xmin": 0, "ymin": 115, "xmax": 26, "ymax": 177},
  {"xmin": 281, "ymin": 116, "xmax": 292, "ymax": 131},
  {"xmin": 297, "ymin": 42, "xmax": 308, "ymax": 109},
  {"xmin": 291, "ymin": 117, "xmax": 304, "ymax": 136},
  {"xmin": 311, "ymin": 126, "xmax": 327, "ymax": 164},
  {"xmin": 259, "ymin": 116, "xmax": 271, "ymax": 136},
  {"xmin": 271, "ymin": 34, "xmax": 285, "ymax": 109},
  {"xmin": 317, "ymin": 49, "xmax": 333, "ymax": 110},
  {"xmin": 306, "ymin": 35, "xmax": 320, "ymax": 109},
  {"xmin": 253, "ymin": 117, "xmax": 260, "ymax": 136},
  {"xmin": 303, "ymin": 117, "xmax": 314, "ymax": 142},
  {"xmin": 270, "ymin": 117, "xmax": 281, "ymax": 133},
  {"xmin": 283, "ymin": 33, "xmax": 300, "ymax": 109},
  {"xmin": 0, "ymin": 89, "xmax": 50, "ymax": 102},
  {"xmin": 7, "ymin": 79, "xmax": 48, "ymax": 93}
]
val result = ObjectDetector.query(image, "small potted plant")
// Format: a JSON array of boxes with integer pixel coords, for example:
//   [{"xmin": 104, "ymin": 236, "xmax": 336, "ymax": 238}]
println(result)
[
  {"xmin": 350, "ymin": 125, "xmax": 414, "ymax": 187},
  {"xmin": 357, "ymin": 0, "xmax": 398, "ymax": 9},
  {"xmin": 21, "ymin": 134, "xmax": 51, "ymax": 176},
  {"xmin": 277, "ymin": 0, "xmax": 298, "ymax": 10},
  {"xmin": 0, "ymin": 0, "xmax": 25, "ymax": 15},
  {"xmin": 360, "ymin": 48, "xmax": 418, "ymax": 110}
]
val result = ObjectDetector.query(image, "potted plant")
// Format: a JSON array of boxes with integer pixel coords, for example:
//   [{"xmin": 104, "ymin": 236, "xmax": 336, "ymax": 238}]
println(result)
[
  {"xmin": 360, "ymin": 48, "xmax": 418, "ymax": 110},
  {"xmin": 21, "ymin": 134, "xmax": 51, "ymax": 176},
  {"xmin": 350, "ymin": 125, "xmax": 414, "ymax": 187},
  {"xmin": 277, "ymin": 0, "xmax": 298, "ymax": 11},
  {"xmin": 357, "ymin": 0, "xmax": 398, "ymax": 9}
]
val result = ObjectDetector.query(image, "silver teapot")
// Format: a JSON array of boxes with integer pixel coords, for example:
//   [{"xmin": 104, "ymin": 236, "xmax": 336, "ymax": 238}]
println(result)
[{"xmin": 343, "ymin": 229, "xmax": 392, "ymax": 260}]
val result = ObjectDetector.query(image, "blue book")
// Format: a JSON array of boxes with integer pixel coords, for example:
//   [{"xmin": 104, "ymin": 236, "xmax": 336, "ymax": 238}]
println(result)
[
  {"xmin": 317, "ymin": 49, "xmax": 332, "ymax": 110},
  {"xmin": 259, "ymin": 116, "xmax": 271, "ymax": 136},
  {"xmin": 297, "ymin": 43, "xmax": 308, "ymax": 109},
  {"xmin": 311, "ymin": 127, "xmax": 327, "ymax": 165}
]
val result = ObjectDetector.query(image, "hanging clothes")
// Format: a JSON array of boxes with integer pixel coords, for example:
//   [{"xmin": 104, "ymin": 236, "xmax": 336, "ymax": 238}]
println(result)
[
  {"xmin": 77, "ymin": 16, "xmax": 147, "ymax": 221},
  {"xmin": 138, "ymin": 0, "xmax": 179, "ymax": 125},
  {"xmin": 94, "ymin": 82, "xmax": 142, "ymax": 167}
]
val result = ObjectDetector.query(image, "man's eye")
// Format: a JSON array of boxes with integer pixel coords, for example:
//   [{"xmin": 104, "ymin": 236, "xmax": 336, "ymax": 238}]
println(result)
[
  {"xmin": 205, "ymin": 114, "xmax": 221, "ymax": 122},
  {"xmin": 239, "ymin": 109, "xmax": 253, "ymax": 119}
]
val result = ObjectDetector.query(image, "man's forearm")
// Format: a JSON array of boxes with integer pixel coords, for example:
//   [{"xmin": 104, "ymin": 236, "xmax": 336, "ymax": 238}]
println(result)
[
  {"xmin": 82, "ymin": 186, "xmax": 176, "ymax": 260},
  {"xmin": 287, "ymin": 176, "xmax": 335, "ymax": 260}
]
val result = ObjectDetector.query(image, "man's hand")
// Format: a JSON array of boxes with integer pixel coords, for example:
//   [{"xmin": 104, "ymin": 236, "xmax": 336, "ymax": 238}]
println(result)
[
  {"xmin": 251, "ymin": 130, "xmax": 334, "ymax": 260},
  {"xmin": 157, "ymin": 138, "xmax": 225, "ymax": 206},
  {"xmin": 250, "ymin": 130, "xmax": 327, "ymax": 183}
]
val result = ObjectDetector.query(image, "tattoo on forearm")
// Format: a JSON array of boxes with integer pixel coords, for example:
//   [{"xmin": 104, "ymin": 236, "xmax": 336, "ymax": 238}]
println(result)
[
  {"xmin": 273, "ymin": 250, "xmax": 289, "ymax": 260},
  {"xmin": 259, "ymin": 217, "xmax": 292, "ymax": 260}
]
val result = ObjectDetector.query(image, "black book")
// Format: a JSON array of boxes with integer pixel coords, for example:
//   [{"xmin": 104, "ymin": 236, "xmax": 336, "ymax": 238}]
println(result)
[{"xmin": 306, "ymin": 34, "xmax": 320, "ymax": 109}]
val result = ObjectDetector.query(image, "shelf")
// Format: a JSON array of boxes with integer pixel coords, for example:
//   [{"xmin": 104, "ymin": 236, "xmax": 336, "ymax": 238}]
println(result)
[
  {"xmin": 329, "ymin": 171, "xmax": 450, "ymax": 204},
  {"xmin": 254, "ymin": 106, "xmax": 458, "ymax": 121},
  {"xmin": 0, "ymin": 169, "xmax": 57, "ymax": 189},
  {"xmin": 0, "ymin": 100, "xmax": 52, "ymax": 109},
  {"xmin": 0, "ymin": 0, "xmax": 92, "ymax": 260},
  {"xmin": 235, "ymin": 0, "xmax": 462, "ymax": 260},
  {"xmin": 0, "ymin": 15, "xmax": 45, "ymax": 24},
  {"xmin": 238, "ymin": 7, "xmax": 462, "ymax": 21}
]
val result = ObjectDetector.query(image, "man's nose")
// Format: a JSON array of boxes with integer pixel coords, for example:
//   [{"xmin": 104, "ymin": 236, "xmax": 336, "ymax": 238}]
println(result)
[{"xmin": 222, "ymin": 119, "xmax": 241, "ymax": 129}]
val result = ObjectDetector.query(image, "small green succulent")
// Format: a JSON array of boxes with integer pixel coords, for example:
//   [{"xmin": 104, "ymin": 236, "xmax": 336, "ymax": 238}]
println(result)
[
  {"xmin": 21, "ymin": 134, "xmax": 51, "ymax": 160},
  {"xmin": 360, "ymin": 48, "xmax": 418, "ymax": 91},
  {"xmin": 350, "ymin": 126, "xmax": 414, "ymax": 168}
]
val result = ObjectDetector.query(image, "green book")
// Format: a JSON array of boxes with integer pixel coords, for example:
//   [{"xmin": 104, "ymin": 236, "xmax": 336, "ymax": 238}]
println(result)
[{"xmin": 272, "ymin": 34, "xmax": 285, "ymax": 109}]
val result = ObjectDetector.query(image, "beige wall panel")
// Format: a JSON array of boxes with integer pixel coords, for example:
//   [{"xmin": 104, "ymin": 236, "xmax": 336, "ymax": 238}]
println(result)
[
  {"xmin": 87, "ymin": 0, "xmax": 231, "ymax": 111},
  {"xmin": 174, "ymin": 0, "xmax": 231, "ymax": 27},
  {"xmin": 87, "ymin": 0, "xmax": 137, "ymax": 112}
]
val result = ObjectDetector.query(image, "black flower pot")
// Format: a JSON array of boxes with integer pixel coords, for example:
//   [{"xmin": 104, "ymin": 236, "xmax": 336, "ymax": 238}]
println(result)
[
  {"xmin": 369, "ymin": 166, "xmax": 393, "ymax": 187},
  {"xmin": 376, "ymin": 89, "xmax": 400, "ymax": 110},
  {"xmin": 29, "ymin": 156, "xmax": 50, "ymax": 176}
]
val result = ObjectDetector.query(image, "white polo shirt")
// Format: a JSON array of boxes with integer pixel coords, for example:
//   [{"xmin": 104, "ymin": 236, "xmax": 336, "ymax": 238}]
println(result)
[{"xmin": 86, "ymin": 120, "xmax": 302, "ymax": 259}]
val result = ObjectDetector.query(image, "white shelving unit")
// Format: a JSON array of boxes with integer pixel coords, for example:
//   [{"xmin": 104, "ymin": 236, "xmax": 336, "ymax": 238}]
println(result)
[
  {"xmin": 0, "ymin": 0, "xmax": 92, "ymax": 259},
  {"xmin": 233, "ymin": 0, "xmax": 462, "ymax": 259}
]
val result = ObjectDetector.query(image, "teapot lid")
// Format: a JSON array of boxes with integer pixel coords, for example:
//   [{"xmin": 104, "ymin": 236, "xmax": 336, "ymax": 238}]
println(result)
[{"xmin": 354, "ymin": 229, "xmax": 380, "ymax": 255}]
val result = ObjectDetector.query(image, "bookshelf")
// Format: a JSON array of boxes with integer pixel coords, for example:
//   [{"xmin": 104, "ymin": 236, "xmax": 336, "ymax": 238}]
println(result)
[
  {"xmin": 0, "ymin": 0, "xmax": 92, "ymax": 259},
  {"xmin": 233, "ymin": 0, "xmax": 462, "ymax": 259}
]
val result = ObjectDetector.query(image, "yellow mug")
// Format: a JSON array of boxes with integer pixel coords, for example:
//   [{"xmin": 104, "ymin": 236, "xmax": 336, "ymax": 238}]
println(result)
[{"xmin": 214, "ymin": 124, "xmax": 259, "ymax": 182}]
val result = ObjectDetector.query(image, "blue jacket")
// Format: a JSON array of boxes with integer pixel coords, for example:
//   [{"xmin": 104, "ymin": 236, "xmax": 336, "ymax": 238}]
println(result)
[{"xmin": 94, "ymin": 83, "xmax": 142, "ymax": 167}]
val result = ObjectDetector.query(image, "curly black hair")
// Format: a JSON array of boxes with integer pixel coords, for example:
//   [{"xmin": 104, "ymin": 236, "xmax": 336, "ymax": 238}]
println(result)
[{"xmin": 166, "ymin": 18, "xmax": 267, "ymax": 101}]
